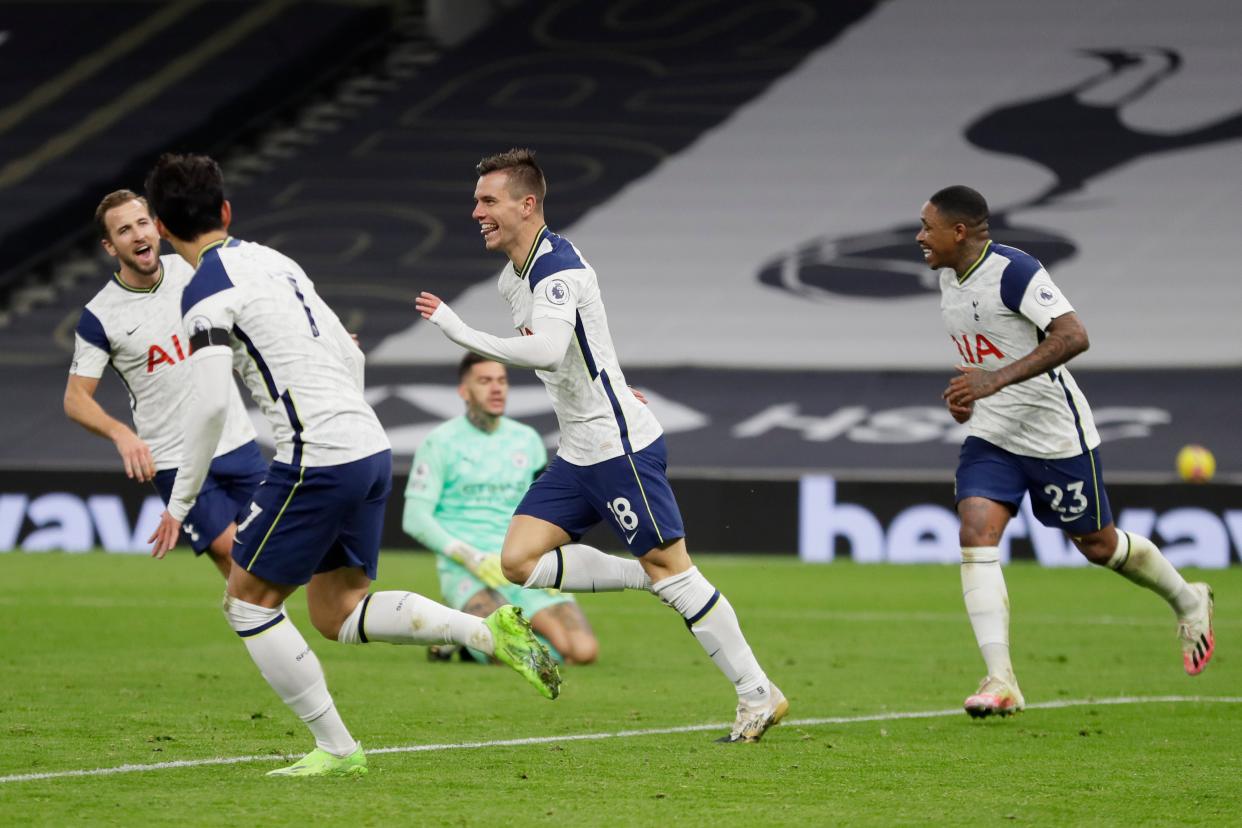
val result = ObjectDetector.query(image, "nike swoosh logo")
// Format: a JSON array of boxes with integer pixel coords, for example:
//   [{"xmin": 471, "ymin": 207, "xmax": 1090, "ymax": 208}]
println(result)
[
  {"xmin": 625, "ymin": 531, "xmax": 638, "ymax": 544},
  {"xmin": 1059, "ymin": 513, "xmax": 1085, "ymax": 523},
  {"xmin": 126, "ymin": 324, "xmax": 141, "ymax": 335}
]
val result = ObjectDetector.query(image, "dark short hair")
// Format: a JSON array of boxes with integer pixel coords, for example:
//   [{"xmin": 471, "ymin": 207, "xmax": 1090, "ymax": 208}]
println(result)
[
  {"xmin": 476, "ymin": 148, "xmax": 546, "ymax": 202},
  {"xmin": 144, "ymin": 153, "xmax": 226, "ymax": 241},
  {"xmin": 929, "ymin": 185, "xmax": 989, "ymax": 227},
  {"xmin": 458, "ymin": 351, "xmax": 503, "ymax": 380},
  {"xmin": 94, "ymin": 189, "xmax": 148, "ymax": 240}
]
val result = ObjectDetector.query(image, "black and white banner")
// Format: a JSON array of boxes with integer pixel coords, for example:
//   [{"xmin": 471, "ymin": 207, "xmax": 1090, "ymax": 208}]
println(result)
[{"xmin": 373, "ymin": 0, "xmax": 1242, "ymax": 370}]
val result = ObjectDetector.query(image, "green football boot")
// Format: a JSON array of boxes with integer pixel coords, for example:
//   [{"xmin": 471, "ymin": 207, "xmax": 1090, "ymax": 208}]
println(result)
[
  {"xmin": 266, "ymin": 744, "xmax": 368, "ymax": 777},
  {"xmin": 484, "ymin": 605, "xmax": 562, "ymax": 700}
]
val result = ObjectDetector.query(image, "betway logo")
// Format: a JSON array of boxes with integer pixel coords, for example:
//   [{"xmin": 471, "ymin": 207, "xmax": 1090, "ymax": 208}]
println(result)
[
  {"xmin": 799, "ymin": 475, "xmax": 1242, "ymax": 568},
  {"xmin": 0, "ymin": 493, "xmax": 164, "ymax": 553}
]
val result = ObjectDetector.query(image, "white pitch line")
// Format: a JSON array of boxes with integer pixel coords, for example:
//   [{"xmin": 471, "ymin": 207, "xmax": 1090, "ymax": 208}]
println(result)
[{"xmin": 3, "ymin": 695, "xmax": 1240, "ymax": 784}]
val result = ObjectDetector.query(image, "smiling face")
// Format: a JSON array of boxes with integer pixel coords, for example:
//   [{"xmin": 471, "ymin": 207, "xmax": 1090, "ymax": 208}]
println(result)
[
  {"xmin": 101, "ymin": 199, "xmax": 161, "ymax": 277},
  {"xmin": 916, "ymin": 200, "xmax": 963, "ymax": 271},
  {"xmin": 472, "ymin": 170, "xmax": 537, "ymax": 259}
]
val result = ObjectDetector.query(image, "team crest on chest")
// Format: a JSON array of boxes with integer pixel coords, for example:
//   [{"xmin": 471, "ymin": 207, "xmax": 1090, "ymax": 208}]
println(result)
[{"xmin": 511, "ymin": 451, "xmax": 529, "ymax": 469}]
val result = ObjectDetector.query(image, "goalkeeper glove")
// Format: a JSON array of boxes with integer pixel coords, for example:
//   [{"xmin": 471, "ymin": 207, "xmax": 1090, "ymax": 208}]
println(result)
[{"xmin": 446, "ymin": 540, "xmax": 509, "ymax": 589}]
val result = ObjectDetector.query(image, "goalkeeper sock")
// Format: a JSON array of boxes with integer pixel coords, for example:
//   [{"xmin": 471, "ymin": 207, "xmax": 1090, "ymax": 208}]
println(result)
[
  {"xmin": 651, "ymin": 566, "xmax": 767, "ymax": 697},
  {"xmin": 1106, "ymin": 531, "xmax": 1200, "ymax": 616},
  {"xmin": 961, "ymin": 547, "xmax": 1015, "ymax": 684},
  {"xmin": 524, "ymin": 543, "xmax": 652, "ymax": 592},
  {"xmin": 336, "ymin": 591, "xmax": 494, "ymax": 654},
  {"xmin": 223, "ymin": 595, "xmax": 356, "ymax": 757}
]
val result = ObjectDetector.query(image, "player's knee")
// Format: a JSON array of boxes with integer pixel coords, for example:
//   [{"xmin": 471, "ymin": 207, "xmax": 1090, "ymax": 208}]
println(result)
[
  {"xmin": 500, "ymin": 552, "xmax": 533, "ymax": 585},
  {"xmin": 306, "ymin": 605, "xmax": 347, "ymax": 640},
  {"xmin": 566, "ymin": 634, "xmax": 598, "ymax": 666},
  {"xmin": 1073, "ymin": 534, "xmax": 1114, "ymax": 566},
  {"xmin": 1067, "ymin": 524, "xmax": 1118, "ymax": 566},
  {"xmin": 957, "ymin": 498, "xmax": 1009, "ymax": 547},
  {"xmin": 310, "ymin": 617, "xmax": 343, "ymax": 640}
]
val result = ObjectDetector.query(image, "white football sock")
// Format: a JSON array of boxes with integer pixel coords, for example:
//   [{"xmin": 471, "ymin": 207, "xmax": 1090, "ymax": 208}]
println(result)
[
  {"xmin": 336, "ymin": 591, "xmax": 494, "ymax": 655},
  {"xmin": 524, "ymin": 543, "xmax": 652, "ymax": 592},
  {"xmin": 223, "ymin": 595, "xmax": 356, "ymax": 757},
  {"xmin": 1106, "ymin": 531, "xmax": 1199, "ymax": 616},
  {"xmin": 961, "ymin": 547, "xmax": 1015, "ymax": 684},
  {"xmin": 651, "ymin": 566, "xmax": 767, "ymax": 698}
]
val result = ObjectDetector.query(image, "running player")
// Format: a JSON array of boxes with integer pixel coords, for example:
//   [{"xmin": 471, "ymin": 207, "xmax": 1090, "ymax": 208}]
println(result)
[
  {"xmin": 65, "ymin": 190, "xmax": 264, "ymax": 577},
  {"xmin": 404, "ymin": 352, "xmax": 598, "ymax": 665},
  {"xmin": 415, "ymin": 148, "xmax": 785, "ymax": 743},
  {"xmin": 144, "ymin": 153, "xmax": 559, "ymax": 777},
  {"xmin": 919, "ymin": 185, "xmax": 1215, "ymax": 718}
]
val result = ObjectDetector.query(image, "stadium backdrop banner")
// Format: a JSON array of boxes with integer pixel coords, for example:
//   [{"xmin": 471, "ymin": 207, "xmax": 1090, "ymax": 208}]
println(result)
[{"xmin": 1, "ymin": 471, "xmax": 1239, "ymax": 567}]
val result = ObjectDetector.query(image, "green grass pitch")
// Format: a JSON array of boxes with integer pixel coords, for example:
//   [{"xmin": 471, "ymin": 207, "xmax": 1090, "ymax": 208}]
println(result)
[{"xmin": 0, "ymin": 552, "xmax": 1237, "ymax": 826}]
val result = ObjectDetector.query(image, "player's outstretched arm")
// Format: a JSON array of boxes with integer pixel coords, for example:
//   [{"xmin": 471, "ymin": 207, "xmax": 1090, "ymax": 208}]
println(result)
[
  {"xmin": 64, "ymin": 374, "xmax": 155, "ymax": 481},
  {"xmin": 944, "ymin": 312, "xmax": 1089, "ymax": 406},
  {"xmin": 416, "ymin": 292, "xmax": 572, "ymax": 371}
]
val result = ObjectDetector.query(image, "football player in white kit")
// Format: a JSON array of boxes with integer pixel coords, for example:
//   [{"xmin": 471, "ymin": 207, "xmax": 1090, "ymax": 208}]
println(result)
[
  {"xmin": 415, "ymin": 148, "xmax": 786, "ymax": 743},
  {"xmin": 918, "ymin": 185, "xmax": 1215, "ymax": 718},
  {"xmin": 143, "ymin": 153, "xmax": 560, "ymax": 777},
  {"xmin": 65, "ymin": 190, "xmax": 265, "ymax": 577}
]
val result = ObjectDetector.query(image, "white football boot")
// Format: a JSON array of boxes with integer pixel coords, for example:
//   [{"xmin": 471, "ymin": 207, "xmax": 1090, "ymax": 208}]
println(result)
[
  {"xmin": 964, "ymin": 675, "xmax": 1025, "ymax": 718},
  {"xmin": 1178, "ymin": 582, "xmax": 1215, "ymax": 676},
  {"xmin": 717, "ymin": 683, "xmax": 789, "ymax": 743}
]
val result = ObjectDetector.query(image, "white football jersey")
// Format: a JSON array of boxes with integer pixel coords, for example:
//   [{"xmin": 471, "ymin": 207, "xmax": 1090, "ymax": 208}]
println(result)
[
  {"xmin": 180, "ymin": 238, "xmax": 388, "ymax": 467},
  {"xmin": 939, "ymin": 241, "xmax": 1099, "ymax": 459},
  {"xmin": 498, "ymin": 227, "xmax": 662, "ymax": 465},
  {"xmin": 70, "ymin": 255, "xmax": 256, "ymax": 470}
]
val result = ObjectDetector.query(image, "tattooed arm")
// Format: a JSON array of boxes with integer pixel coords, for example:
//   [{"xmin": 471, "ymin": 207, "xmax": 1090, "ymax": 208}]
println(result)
[{"xmin": 944, "ymin": 312, "xmax": 1089, "ymax": 406}]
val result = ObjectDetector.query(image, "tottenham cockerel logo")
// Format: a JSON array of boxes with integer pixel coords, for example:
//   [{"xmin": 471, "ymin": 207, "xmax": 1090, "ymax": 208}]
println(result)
[{"xmin": 758, "ymin": 48, "xmax": 1242, "ymax": 301}]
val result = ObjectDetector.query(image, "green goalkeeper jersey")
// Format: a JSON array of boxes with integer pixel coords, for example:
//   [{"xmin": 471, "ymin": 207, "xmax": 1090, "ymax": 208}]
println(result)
[{"xmin": 402, "ymin": 415, "xmax": 548, "ymax": 555}]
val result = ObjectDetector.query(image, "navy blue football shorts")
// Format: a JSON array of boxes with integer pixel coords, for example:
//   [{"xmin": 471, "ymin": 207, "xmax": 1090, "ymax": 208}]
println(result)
[
  {"xmin": 955, "ymin": 436, "xmax": 1113, "ymax": 535},
  {"xmin": 514, "ymin": 436, "xmax": 685, "ymax": 556},
  {"xmin": 232, "ymin": 449, "xmax": 392, "ymax": 585}
]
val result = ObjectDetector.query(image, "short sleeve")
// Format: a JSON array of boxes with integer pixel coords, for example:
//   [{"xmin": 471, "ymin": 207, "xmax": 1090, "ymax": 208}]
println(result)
[
  {"xmin": 1017, "ymin": 274, "xmax": 1075, "ymax": 331},
  {"xmin": 69, "ymin": 308, "xmax": 110, "ymax": 378}
]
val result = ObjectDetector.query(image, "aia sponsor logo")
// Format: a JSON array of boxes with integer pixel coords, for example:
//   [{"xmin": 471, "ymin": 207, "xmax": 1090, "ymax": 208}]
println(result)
[
  {"xmin": 952, "ymin": 333, "xmax": 1004, "ymax": 364},
  {"xmin": 147, "ymin": 335, "xmax": 187, "ymax": 373}
]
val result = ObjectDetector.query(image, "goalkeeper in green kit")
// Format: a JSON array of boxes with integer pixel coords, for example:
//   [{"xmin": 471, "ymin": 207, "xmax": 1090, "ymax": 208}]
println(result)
[{"xmin": 404, "ymin": 353, "xmax": 599, "ymax": 665}]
